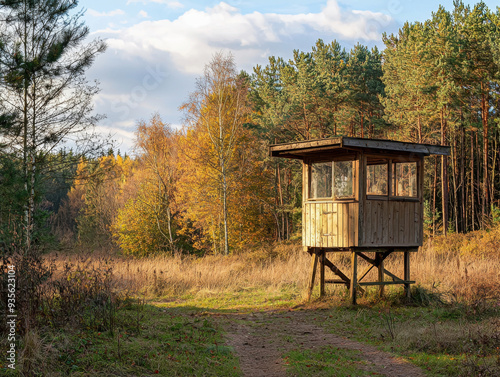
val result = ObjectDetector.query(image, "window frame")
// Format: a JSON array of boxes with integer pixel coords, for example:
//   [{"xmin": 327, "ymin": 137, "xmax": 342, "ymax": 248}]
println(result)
[
  {"xmin": 309, "ymin": 160, "xmax": 333, "ymax": 200},
  {"xmin": 365, "ymin": 155, "xmax": 421, "ymax": 201},
  {"xmin": 307, "ymin": 157, "xmax": 356, "ymax": 201},
  {"xmin": 366, "ymin": 158, "xmax": 389, "ymax": 198},
  {"xmin": 306, "ymin": 154, "xmax": 422, "ymax": 202},
  {"xmin": 391, "ymin": 160, "xmax": 419, "ymax": 199}
]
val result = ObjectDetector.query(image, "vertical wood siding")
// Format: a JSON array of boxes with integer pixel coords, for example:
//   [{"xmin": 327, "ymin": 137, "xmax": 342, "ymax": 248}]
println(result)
[
  {"xmin": 302, "ymin": 202, "xmax": 359, "ymax": 247},
  {"xmin": 361, "ymin": 200, "xmax": 422, "ymax": 247}
]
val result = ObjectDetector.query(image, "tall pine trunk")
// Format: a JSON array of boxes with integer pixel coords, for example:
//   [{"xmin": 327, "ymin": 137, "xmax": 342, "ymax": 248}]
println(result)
[
  {"xmin": 23, "ymin": 3, "xmax": 31, "ymax": 251},
  {"xmin": 360, "ymin": 104, "xmax": 364, "ymax": 138},
  {"xmin": 441, "ymin": 108, "xmax": 448, "ymax": 235},
  {"xmin": 481, "ymin": 87, "xmax": 489, "ymax": 227},
  {"xmin": 432, "ymin": 156, "xmax": 438, "ymax": 236},
  {"xmin": 452, "ymin": 133, "xmax": 459, "ymax": 232}
]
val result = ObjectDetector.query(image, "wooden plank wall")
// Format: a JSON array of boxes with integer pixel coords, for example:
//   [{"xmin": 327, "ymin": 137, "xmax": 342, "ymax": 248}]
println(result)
[
  {"xmin": 360, "ymin": 200, "xmax": 421, "ymax": 247},
  {"xmin": 303, "ymin": 202, "xmax": 359, "ymax": 248}
]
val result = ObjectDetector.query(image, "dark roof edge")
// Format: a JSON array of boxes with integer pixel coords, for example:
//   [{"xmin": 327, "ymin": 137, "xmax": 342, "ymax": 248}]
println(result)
[{"xmin": 269, "ymin": 137, "xmax": 451, "ymax": 158}]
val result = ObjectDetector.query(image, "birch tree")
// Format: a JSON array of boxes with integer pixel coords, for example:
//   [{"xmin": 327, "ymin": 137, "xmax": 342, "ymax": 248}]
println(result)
[{"xmin": 181, "ymin": 52, "xmax": 248, "ymax": 255}]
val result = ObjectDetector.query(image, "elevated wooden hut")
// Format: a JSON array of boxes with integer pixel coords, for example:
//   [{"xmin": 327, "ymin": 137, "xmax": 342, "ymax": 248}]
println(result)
[{"xmin": 270, "ymin": 137, "xmax": 450, "ymax": 304}]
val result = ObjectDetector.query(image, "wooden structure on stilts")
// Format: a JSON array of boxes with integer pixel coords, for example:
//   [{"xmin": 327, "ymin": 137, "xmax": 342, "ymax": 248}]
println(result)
[{"xmin": 270, "ymin": 137, "xmax": 450, "ymax": 304}]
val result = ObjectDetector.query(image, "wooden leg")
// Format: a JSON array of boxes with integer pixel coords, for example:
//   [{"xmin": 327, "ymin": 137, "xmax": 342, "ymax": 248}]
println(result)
[
  {"xmin": 307, "ymin": 251, "xmax": 318, "ymax": 301},
  {"xmin": 377, "ymin": 253, "xmax": 384, "ymax": 297},
  {"xmin": 350, "ymin": 251, "xmax": 357, "ymax": 305},
  {"xmin": 320, "ymin": 249, "xmax": 325, "ymax": 298},
  {"xmin": 404, "ymin": 251, "xmax": 410, "ymax": 298}
]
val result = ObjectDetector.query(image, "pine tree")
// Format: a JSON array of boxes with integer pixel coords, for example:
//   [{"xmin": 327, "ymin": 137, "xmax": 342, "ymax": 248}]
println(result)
[{"xmin": 0, "ymin": 0, "xmax": 106, "ymax": 249}]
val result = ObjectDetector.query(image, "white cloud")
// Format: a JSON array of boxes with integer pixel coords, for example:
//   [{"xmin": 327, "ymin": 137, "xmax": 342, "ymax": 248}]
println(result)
[
  {"xmin": 87, "ymin": 8, "xmax": 125, "ymax": 17},
  {"xmin": 90, "ymin": 28, "xmax": 123, "ymax": 35},
  {"xmin": 88, "ymin": 0, "xmax": 397, "ymax": 152},
  {"xmin": 138, "ymin": 10, "xmax": 149, "ymax": 18},
  {"xmin": 167, "ymin": 1, "xmax": 183, "ymax": 9},
  {"xmin": 94, "ymin": 125, "xmax": 136, "ymax": 151},
  {"xmin": 105, "ymin": 0, "xmax": 393, "ymax": 74},
  {"xmin": 127, "ymin": 0, "xmax": 184, "ymax": 8}
]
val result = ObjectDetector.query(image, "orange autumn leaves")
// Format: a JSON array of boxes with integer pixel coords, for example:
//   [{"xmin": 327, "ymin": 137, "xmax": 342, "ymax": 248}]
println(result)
[
  {"xmin": 113, "ymin": 115, "xmax": 180, "ymax": 255},
  {"xmin": 71, "ymin": 54, "xmax": 274, "ymax": 255},
  {"xmin": 179, "ymin": 52, "xmax": 273, "ymax": 254}
]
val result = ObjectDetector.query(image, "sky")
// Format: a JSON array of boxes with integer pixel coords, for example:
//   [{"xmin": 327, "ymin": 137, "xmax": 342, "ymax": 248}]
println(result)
[{"xmin": 80, "ymin": 0, "xmax": 499, "ymax": 153}]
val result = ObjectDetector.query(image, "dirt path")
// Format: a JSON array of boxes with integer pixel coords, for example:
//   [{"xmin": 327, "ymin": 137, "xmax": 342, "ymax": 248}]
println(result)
[{"xmin": 221, "ymin": 310, "xmax": 425, "ymax": 377}]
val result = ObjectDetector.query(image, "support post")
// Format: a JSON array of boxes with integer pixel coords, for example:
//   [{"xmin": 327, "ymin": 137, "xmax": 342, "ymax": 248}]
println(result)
[
  {"xmin": 350, "ymin": 250, "xmax": 357, "ymax": 305},
  {"xmin": 377, "ymin": 253, "xmax": 384, "ymax": 297},
  {"xmin": 404, "ymin": 251, "xmax": 411, "ymax": 298},
  {"xmin": 307, "ymin": 249, "xmax": 318, "ymax": 301},
  {"xmin": 320, "ymin": 249, "xmax": 325, "ymax": 297}
]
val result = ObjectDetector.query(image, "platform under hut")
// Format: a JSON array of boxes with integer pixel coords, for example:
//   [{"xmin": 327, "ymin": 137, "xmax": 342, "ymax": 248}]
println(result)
[{"xmin": 269, "ymin": 137, "xmax": 450, "ymax": 304}]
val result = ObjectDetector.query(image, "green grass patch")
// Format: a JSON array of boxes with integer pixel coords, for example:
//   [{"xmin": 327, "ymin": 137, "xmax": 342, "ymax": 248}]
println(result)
[
  {"xmin": 406, "ymin": 352, "xmax": 500, "ymax": 377},
  {"xmin": 156, "ymin": 286, "xmax": 302, "ymax": 311},
  {"xmin": 314, "ymin": 300, "xmax": 500, "ymax": 377},
  {"xmin": 283, "ymin": 346, "xmax": 373, "ymax": 377},
  {"xmin": 407, "ymin": 352, "xmax": 465, "ymax": 376},
  {"xmin": 1, "ymin": 302, "xmax": 240, "ymax": 376}
]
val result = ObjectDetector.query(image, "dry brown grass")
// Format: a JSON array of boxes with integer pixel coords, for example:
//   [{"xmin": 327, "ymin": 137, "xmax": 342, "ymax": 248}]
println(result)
[
  {"xmin": 50, "ymin": 243, "xmax": 311, "ymax": 299},
  {"xmin": 29, "ymin": 231, "xmax": 499, "ymax": 377},
  {"xmin": 49, "ymin": 229, "xmax": 500, "ymax": 307},
  {"xmin": 418, "ymin": 227, "xmax": 500, "ymax": 307}
]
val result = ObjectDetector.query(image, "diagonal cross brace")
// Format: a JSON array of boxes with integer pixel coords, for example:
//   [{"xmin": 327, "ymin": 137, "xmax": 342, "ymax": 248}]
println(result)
[
  {"xmin": 323, "ymin": 257, "xmax": 350, "ymax": 287},
  {"xmin": 323, "ymin": 256, "xmax": 366, "ymax": 294},
  {"xmin": 357, "ymin": 251, "xmax": 392, "ymax": 282},
  {"xmin": 356, "ymin": 250, "xmax": 405, "ymax": 282}
]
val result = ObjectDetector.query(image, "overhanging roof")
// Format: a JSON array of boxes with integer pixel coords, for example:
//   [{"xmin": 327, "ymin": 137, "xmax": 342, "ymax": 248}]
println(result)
[{"xmin": 269, "ymin": 137, "xmax": 450, "ymax": 159}]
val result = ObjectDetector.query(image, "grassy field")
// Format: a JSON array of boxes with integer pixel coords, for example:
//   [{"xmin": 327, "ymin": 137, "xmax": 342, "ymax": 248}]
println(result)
[
  {"xmin": 283, "ymin": 346, "xmax": 369, "ymax": 376},
  {"xmin": 1, "ymin": 228, "xmax": 499, "ymax": 376}
]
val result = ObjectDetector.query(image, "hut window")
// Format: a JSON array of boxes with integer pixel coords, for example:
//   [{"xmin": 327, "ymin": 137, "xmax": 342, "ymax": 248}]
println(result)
[
  {"xmin": 333, "ymin": 161, "xmax": 354, "ymax": 198},
  {"xmin": 310, "ymin": 162, "xmax": 332, "ymax": 198},
  {"xmin": 393, "ymin": 162, "xmax": 417, "ymax": 197},
  {"xmin": 366, "ymin": 162, "xmax": 388, "ymax": 196}
]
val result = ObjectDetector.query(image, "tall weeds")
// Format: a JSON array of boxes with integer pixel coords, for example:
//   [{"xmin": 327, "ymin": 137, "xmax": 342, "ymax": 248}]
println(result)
[
  {"xmin": 1, "ymin": 229, "xmax": 499, "ymax": 376},
  {"xmin": 0, "ymin": 247, "xmax": 53, "ymax": 335},
  {"xmin": 0, "ymin": 248, "xmax": 122, "ymax": 375},
  {"xmin": 47, "ymin": 231, "xmax": 500, "ymax": 309}
]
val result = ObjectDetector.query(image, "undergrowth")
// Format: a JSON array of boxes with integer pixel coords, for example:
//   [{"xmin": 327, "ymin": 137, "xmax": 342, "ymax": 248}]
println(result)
[{"xmin": 0, "ymin": 227, "xmax": 498, "ymax": 375}]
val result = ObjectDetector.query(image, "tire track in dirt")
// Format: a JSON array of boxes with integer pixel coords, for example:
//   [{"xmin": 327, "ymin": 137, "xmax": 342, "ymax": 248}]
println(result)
[{"xmin": 222, "ymin": 310, "xmax": 426, "ymax": 377}]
